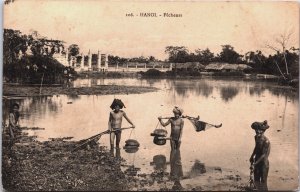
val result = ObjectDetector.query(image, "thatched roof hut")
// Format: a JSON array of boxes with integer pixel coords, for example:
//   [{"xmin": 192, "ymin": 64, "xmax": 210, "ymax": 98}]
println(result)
[{"xmin": 205, "ymin": 63, "xmax": 225, "ymax": 71}]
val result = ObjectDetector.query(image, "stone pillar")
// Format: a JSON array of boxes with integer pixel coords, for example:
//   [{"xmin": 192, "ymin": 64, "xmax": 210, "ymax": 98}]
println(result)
[
  {"xmin": 88, "ymin": 50, "xmax": 92, "ymax": 70},
  {"xmin": 116, "ymin": 63, "xmax": 119, "ymax": 69},
  {"xmin": 169, "ymin": 63, "xmax": 173, "ymax": 71},
  {"xmin": 105, "ymin": 54, "xmax": 108, "ymax": 69},
  {"xmin": 97, "ymin": 50, "xmax": 101, "ymax": 70},
  {"xmin": 81, "ymin": 53, "xmax": 84, "ymax": 69}
]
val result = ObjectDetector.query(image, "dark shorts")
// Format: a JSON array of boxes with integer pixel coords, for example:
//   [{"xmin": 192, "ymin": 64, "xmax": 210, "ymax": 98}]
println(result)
[
  {"xmin": 110, "ymin": 129, "xmax": 121, "ymax": 137},
  {"xmin": 112, "ymin": 130, "xmax": 121, "ymax": 134}
]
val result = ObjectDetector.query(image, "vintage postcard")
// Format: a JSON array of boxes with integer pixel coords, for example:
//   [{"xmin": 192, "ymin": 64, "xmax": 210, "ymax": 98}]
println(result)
[{"xmin": 2, "ymin": 0, "xmax": 299, "ymax": 191}]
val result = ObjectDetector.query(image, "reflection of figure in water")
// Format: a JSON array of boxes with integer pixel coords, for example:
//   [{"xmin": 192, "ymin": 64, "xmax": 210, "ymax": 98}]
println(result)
[
  {"xmin": 170, "ymin": 149, "xmax": 183, "ymax": 191},
  {"xmin": 151, "ymin": 155, "xmax": 167, "ymax": 171},
  {"xmin": 115, "ymin": 148, "xmax": 121, "ymax": 159},
  {"xmin": 188, "ymin": 160, "xmax": 206, "ymax": 178},
  {"xmin": 150, "ymin": 154, "xmax": 168, "ymax": 184},
  {"xmin": 158, "ymin": 107, "xmax": 184, "ymax": 150},
  {"xmin": 8, "ymin": 103, "xmax": 20, "ymax": 140},
  {"xmin": 108, "ymin": 99, "xmax": 135, "ymax": 151},
  {"xmin": 220, "ymin": 86, "xmax": 239, "ymax": 102},
  {"xmin": 249, "ymin": 120, "xmax": 270, "ymax": 191}
]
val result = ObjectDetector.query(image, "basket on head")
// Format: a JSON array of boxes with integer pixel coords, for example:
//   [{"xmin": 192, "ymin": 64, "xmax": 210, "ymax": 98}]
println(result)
[{"xmin": 251, "ymin": 120, "xmax": 269, "ymax": 130}]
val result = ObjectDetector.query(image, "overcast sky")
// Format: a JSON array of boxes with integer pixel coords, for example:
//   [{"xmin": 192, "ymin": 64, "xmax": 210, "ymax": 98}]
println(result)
[{"xmin": 4, "ymin": 0, "xmax": 299, "ymax": 60}]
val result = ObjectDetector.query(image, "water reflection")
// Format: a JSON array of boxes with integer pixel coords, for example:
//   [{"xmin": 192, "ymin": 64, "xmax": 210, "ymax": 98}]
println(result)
[
  {"xmin": 170, "ymin": 149, "xmax": 184, "ymax": 191},
  {"xmin": 124, "ymin": 152, "xmax": 141, "ymax": 177},
  {"xmin": 150, "ymin": 149, "xmax": 184, "ymax": 190},
  {"xmin": 143, "ymin": 78, "xmax": 164, "ymax": 87},
  {"xmin": 249, "ymin": 85, "xmax": 266, "ymax": 97},
  {"xmin": 2, "ymin": 96, "xmax": 61, "ymax": 125},
  {"xmin": 72, "ymin": 78, "xmax": 298, "ymax": 101},
  {"xmin": 220, "ymin": 86, "xmax": 239, "ymax": 102},
  {"xmin": 168, "ymin": 80, "xmax": 214, "ymax": 98},
  {"xmin": 268, "ymin": 87, "xmax": 298, "ymax": 101},
  {"xmin": 3, "ymin": 78, "xmax": 298, "ymax": 191},
  {"xmin": 188, "ymin": 160, "xmax": 206, "ymax": 178},
  {"xmin": 66, "ymin": 94, "xmax": 80, "ymax": 101},
  {"xmin": 150, "ymin": 154, "xmax": 167, "ymax": 171}
]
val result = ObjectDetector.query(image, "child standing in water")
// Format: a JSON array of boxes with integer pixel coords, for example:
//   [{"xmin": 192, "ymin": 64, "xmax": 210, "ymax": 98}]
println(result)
[
  {"xmin": 158, "ymin": 107, "xmax": 184, "ymax": 150},
  {"xmin": 8, "ymin": 103, "xmax": 20, "ymax": 140},
  {"xmin": 249, "ymin": 120, "xmax": 270, "ymax": 191},
  {"xmin": 108, "ymin": 99, "xmax": 135, "ymax": 150}
]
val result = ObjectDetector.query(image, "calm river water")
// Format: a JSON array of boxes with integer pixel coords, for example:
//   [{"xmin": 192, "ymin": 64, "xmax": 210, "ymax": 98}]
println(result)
[{"xmin": 3, "ymin": 78, "xmax": 298, "ymax": 190}]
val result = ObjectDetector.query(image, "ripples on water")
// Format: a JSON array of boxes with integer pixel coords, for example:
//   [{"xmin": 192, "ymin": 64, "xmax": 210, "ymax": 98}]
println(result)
[{"xmin": 2, "ymin": 78, "xmax": 298, "ymax": 190}]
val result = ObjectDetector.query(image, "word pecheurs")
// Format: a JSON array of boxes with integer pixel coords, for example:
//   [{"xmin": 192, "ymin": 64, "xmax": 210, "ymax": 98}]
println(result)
[{"xmin": 139, "ymin": 12, "xmax": 182, "ymax": 17}]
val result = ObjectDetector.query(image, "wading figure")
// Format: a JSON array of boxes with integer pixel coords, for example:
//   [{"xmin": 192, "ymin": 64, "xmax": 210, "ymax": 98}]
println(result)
[
  {"xmin": 249, "ymin": 120, "xmax": 270, "ymax": 191},
  {"xmin": 158, "ymin": 107, "xmax": 184, "ymax": 150},
  {"xmin": 8, "ymin": 103, "xmax": 20, "ymax": 141},
  {"xmin": 170, "ymin": 148, "xmax": 183, "ymax": 191},
  {"xmin": 108, "ymin": 99, "xmax": 135, "ymax": 150}
]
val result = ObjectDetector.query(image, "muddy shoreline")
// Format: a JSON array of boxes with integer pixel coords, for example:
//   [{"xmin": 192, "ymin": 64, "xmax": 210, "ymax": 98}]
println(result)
[
  {"xmin": 2, "ymin": 127, "xmax": 132, "ymax": 191},
  {"xmin": 2, "ymin": 126, "xmax": 249, "ymax": 191},
  {"xmin": 2, "ymin": 84, "xmax": 158, "ymax": 97}
]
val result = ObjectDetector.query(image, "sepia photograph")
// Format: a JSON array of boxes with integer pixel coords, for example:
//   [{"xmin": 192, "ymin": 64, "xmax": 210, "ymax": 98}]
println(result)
[{"xmin": 1, "ymin": 0, "xmax": 299, "ymax": 191}]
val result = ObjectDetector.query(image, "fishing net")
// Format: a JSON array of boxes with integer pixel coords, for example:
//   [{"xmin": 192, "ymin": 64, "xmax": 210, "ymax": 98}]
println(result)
[{"xmin": 188, "ymin": 119, "xmax": 207, "ymax": 132}]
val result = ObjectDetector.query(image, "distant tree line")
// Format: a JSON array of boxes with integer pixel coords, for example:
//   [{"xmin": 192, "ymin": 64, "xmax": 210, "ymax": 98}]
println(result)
[
  {"xmin": 5, "ymin": 28, "xmax": 298, "ymax": 84},
  {"xmin": 108, "ymin": 55, "xmax": 161, "ymax": 66},
  {"xmin": 164, "ymin": 44, "xmax": 299, "ymax": 77},
  {"xmin": 108, "ymin": 44, "xmax": 299, "ymax": 77}
]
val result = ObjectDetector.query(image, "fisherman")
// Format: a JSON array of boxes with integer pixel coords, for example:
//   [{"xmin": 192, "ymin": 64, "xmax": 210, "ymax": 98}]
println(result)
[
  {"xmin": 249, "ymin": 120, "xmax": 270, "ymax": 191},
  {"xmin": 158, "ymin": 107, "xmax": 184, "ymax": 150},
  {"xmin": 8, "ymin": 103, "xmax": 20, "ymax": 141},
  {"xmin": 108, "ymin": 99, "xmax": 135, "ymax": 150}
]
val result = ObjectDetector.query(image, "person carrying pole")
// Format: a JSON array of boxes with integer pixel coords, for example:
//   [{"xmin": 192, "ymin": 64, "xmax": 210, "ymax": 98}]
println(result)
[
  {"xmin": 108, "ymin": 99, "xmax": 135, "ymax": 151},
  {"xmin": 158, "ymin": 107, "xmax": 184, "ymax": 150}
]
